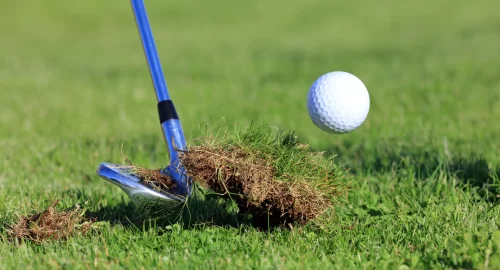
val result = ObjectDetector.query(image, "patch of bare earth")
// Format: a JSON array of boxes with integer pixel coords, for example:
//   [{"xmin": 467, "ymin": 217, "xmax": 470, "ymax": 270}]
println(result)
[
  {"xmin": 135, "ymin": 167, "xmax": 177, "ymax": 192},
  {"xmin": 8, "ymin": 200, "xmax": 94, "ymax": 244},
  {"xmin": 121, "ymin": 157, "xmax": 177, "ymax": 192},
  {"xmin": 179, "ymin": 144, "xmax": 338, "ymax": 229}
]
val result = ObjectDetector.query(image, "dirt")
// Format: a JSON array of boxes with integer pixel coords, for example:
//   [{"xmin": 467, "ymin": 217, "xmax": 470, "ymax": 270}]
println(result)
[
  {"xmin": 135, "ymin": 167, "xmax": 177, "ymax": 192},
  {"xmin": 7, "ymin": 200, "xmax": 94, "ymax": 243},
  {"xmin": 122, "ymin": 139, "xmax": 338, "ymax": 229},
  {"xmin": 178, "ymin": 145, "xmax": 333, "ymax": 229}
]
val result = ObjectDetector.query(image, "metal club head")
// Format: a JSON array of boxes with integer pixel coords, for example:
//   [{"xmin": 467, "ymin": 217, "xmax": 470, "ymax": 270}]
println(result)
[
  {"xmin": 96, "ymin": 0, "xmax": 192, "ymax": 217},
  {"xmin": 97, "ymin": 163, "xmax": 186, "ymax": 218}
]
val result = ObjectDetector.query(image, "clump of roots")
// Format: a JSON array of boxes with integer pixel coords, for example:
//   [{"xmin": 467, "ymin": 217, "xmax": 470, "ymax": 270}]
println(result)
[
  {"xmin": 8, "ymin": 200, "xmax": 94, "ymax": 244},
  {"xmin": 135, "ymin": 167, "xmax": 177, "ymax": 192},
  {"xmin": 122, "ymin": 157, "xmax": 177, "ymax": 193},
  {"xmin": 179, "ymin": 136, "xmax": 342, "ymax": 228},
  {"xmin": 117, "ymin": 128, "xmax": 346, "ymax": 228}
]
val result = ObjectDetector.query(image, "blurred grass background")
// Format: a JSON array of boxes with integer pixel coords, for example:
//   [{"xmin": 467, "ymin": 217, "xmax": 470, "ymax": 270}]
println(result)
[
  {"xmin": 1, "ymin": 0, "xmax": 500, "ymax": 268},
  {"xmin": 2, "ymin": 0, "xmax": 499, "ymax": 148}
]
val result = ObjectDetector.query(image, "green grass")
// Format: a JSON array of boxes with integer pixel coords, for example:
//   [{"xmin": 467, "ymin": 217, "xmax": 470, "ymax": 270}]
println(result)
[{"xmin": 1, "ymin": 0, "xmax": 500, "ymax": 268}]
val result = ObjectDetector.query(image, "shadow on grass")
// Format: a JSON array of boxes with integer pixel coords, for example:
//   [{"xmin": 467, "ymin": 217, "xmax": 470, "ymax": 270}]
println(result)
[
  {"xmin": 325, "ymin": 142, "xmax": 500, "ymax": 199},
  {"xmin": 84, "ymin": 189, "xmax": 254, "ymax": 230}
]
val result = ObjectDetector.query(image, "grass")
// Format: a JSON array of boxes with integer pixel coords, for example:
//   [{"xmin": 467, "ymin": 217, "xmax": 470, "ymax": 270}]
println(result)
[
  {"xmin": 7, "ymin": 200, "xmax": 94, "ymax": 244},
  {"xmin": 178, "ymin": 127, "xmax": 347, "ymax": 228},
  {"xmin": 1, "ymin": 0, "xmax": 500, "ymax": 268}
]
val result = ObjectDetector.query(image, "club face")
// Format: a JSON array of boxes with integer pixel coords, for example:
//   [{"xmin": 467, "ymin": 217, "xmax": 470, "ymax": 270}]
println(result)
[{"xmin": 97, "ymin": 163, "xmax": 185, "ymax": 217}]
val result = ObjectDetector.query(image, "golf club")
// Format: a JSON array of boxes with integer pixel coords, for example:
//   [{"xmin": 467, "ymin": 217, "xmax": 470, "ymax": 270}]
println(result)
[{"xmin": 96, "ymin": 0, "xmax": 191, "ymax": 217}]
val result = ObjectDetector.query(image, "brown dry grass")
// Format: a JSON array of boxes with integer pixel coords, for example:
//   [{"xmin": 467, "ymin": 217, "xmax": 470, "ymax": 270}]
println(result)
[
  {"xmin": 135, "ymin": 167, "xmax": 177, "ymax": 192},
  {"xmin": 179, "ymin": 143, "xmax": 338, "ymax": 228},
  {"xmin": 117, "ymin": 129, "xmax": 345, "ymax": 229},
  {"xmin": 8, "ymin": 200, "xmax": 94, "ymax": 244},
  {"xmin": 121, "ymin": 155, "xmax": 177, "ymax": 192}
]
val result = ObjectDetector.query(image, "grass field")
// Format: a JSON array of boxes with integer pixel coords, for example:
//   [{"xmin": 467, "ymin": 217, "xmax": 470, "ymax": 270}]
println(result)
[{"xmin": 2, "ymin": 0, "xmax": 500, "ymax": 268}]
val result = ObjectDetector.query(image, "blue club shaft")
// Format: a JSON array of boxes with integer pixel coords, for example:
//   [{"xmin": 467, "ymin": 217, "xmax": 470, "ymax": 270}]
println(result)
[
  {"xmin": 131, "ymin": 0, "xmax": 170, "ymax": 102},
  {"xmin": 130, "ymin": 0, "xmax": 188, "ymax": 193}
]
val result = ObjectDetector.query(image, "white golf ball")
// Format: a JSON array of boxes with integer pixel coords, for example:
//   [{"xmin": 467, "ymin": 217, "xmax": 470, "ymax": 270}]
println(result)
[{"xmin": 307, "ymin": 71, "xmax": 370, "ymax": 134}]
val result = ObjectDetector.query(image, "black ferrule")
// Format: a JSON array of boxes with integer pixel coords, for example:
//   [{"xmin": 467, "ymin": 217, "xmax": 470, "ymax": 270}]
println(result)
[{"xmin": 157, "ymin": 100, "xmax": 179, "ymax": 123}]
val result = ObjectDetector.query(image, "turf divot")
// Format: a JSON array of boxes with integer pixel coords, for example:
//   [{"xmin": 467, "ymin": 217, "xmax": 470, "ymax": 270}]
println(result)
[
  {"xmin": 136, "ymin": 167, "xmax": 178, "ymax": 192},
  {"xmin": 8, "ymin": 200, "xmax": 94, "ymax": 244},
  {"xmin": 133, "ymin": 127, "xmax": 347, "ymax": 229}
]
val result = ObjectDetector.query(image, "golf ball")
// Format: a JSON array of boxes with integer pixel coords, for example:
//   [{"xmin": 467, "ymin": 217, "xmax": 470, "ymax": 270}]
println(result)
[{"xmin": 307, "ymin": 71, "xmax": 370, "ymax": 134}]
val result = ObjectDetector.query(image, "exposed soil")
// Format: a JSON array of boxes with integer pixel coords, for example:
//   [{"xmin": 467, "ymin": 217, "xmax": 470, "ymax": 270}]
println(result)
[
  {"xmin": 8, "ymin": 200, "xmax": 94, "ymax": 243},
  {"xmin": 120, "ymin": 156, "xmax": 177, "ymax": 192},
  {"xmin": 179, "ymin": 145, "xmax": 334, "ymax": 229},
  {"xmin": 135, "ymin": 167, "xmax": 177, "ymax": 192},
  {"xmin": 124, "ymin": 136, "xmax": 339, "ymax": 229}
]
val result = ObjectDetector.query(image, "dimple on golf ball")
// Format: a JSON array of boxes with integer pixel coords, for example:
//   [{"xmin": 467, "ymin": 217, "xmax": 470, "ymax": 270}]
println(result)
[{"xmin": 307, "ymin": 71, "xmax": 370, "ymax": 134}]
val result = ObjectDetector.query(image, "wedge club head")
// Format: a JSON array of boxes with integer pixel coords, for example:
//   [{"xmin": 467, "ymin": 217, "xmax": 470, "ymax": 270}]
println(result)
[
  {"xmin": 97, "ymin": 163, "xmax": 185, "ymax": 217},
  {"xmin": 96, "ymin": 0, "xmax": 192, "ymax": 217}
]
